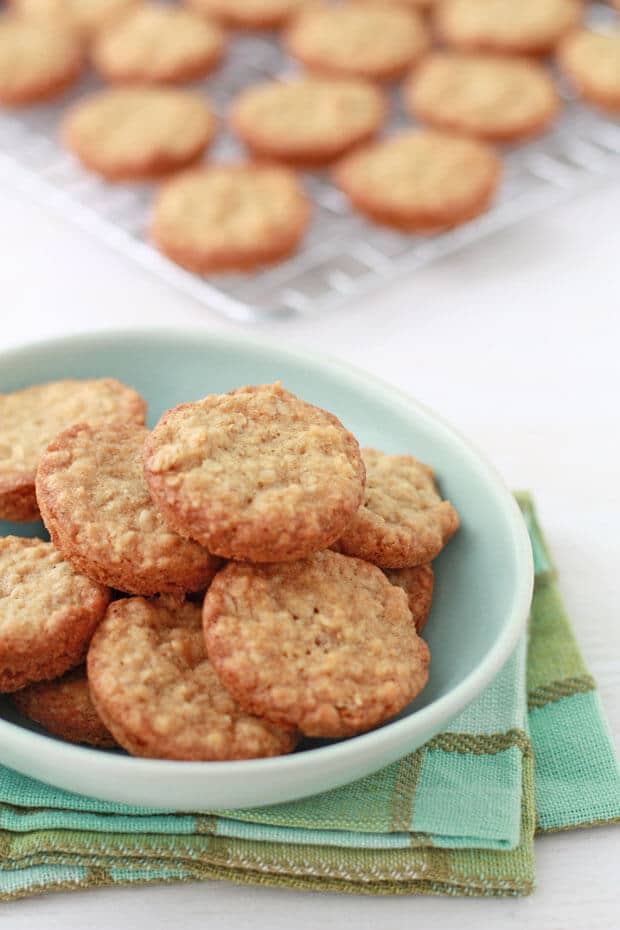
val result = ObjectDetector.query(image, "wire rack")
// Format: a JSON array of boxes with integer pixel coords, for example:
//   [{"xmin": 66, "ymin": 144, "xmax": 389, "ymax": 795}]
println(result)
[{"xmin": 1, "ymin": 4, "xmax": 620, "ymax": 322}]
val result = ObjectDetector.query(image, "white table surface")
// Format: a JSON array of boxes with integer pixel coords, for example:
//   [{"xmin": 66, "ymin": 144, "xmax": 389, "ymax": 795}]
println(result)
[{"xmin": 0, "ymin": 178, "xmax": 618, "ymax": 930}]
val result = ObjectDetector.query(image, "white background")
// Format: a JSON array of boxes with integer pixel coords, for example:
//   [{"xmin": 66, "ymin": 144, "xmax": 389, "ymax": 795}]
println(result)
[{"xmin": 0, "ymin": 177, "xmax": 618, "ymax": 929}]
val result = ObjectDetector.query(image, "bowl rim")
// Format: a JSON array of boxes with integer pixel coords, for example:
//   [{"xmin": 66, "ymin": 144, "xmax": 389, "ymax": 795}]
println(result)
[{"xmin": 0, "ymin": 327, "xmax": 534, "ymax": 783}]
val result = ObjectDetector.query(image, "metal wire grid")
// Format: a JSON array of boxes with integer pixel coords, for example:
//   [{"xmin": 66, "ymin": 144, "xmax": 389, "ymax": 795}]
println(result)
[{"xmin": 1, "ymin": 5, "xmax": 620, "ymax": 322}]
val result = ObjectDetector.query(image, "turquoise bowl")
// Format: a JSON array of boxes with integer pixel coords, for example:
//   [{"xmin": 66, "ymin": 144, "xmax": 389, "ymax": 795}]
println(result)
[{"xmin": 0, "ymin": 330, "xmax": 533, "ymax": 808}]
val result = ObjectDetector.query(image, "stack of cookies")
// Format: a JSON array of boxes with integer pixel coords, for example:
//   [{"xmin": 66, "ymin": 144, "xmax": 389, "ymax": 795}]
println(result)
[
  {"xmin": 0, "ymin": 378, "xmax": 459, "ymax": 760},
  {"xmin": 1, "ymin": 0, "xmax": 618, "ymax": 274}
]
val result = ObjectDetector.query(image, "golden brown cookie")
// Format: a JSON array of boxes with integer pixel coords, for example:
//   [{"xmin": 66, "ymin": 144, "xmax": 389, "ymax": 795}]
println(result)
[
  {"xmin": 92, "ymin": 4, "xmax": 226, "ymax": 84},
  {"xmin": 88, "ymin": 595, "xmax": 297, "ymax": 760},
  {"xmin": 0, "ymin": 378, "xmax": 146, "ymax": 522},
  {"xmin": 230, "ymin": 76, "xmax": 386, "ymax": 167},
  {"xmin": 0, "ymin": 537, "xmax": 110, "ymax": 692},
  {"xmin": 36, "ymin": 422, "xmax": 220, "ymax": 595},
  {"xmin": 150, "ymin": 164, "xmax": 310, "ymax": 273},
  {"xmin": 404, "ymin": 52, "xmax": 560, "ymax": 142},
  {"xmin": 11, "ymin": 0, "xmax": 140, "ymax": 41},
  {"xmin": 185, "ymin": 0, "xmax": 303, "ymax": 29},
  {"xmin": 63, "ymin": 87, "xmax": 217, "ymax": 180},
  {"xmin": 143, "ymin": 383, "xmax": 365, "ymax": 562},
  {"xmin": 384, "ymin": 564, "xmax": 434, "ymax": 633},
  {"xmin": 435, "ymin": 0, "xmax": 583, "ymax": 57},
  {"xmin": 333, "ymin": 129, "xmax": 501, "ymax": 232},
  {"xmin": 557, "ymin": 27, "xmax": 620, "ymax": 113},
  {"xmin": 11, "ymin": 666, "xmax": 116, "ymax": 747},
  {"xmin": 286, "ymin": 2, "xmax": 429, "ymax": 82},
  {"xmin": 0, "ymin": 16, "xmax": 82, "ymax": 106},
  {"xmin": 335, "ymin": 448, "xmax": 459, "ymax": 568},
  {"xmin": 204, "ymin": 551, "xmax": 430, "ymax": 738}
]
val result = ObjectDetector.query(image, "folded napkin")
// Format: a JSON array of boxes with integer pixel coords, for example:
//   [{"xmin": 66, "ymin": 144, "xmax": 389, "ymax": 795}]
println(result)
[{"xmin": 0, "ymin": 495, "xmax": 618, "ymax": 900}]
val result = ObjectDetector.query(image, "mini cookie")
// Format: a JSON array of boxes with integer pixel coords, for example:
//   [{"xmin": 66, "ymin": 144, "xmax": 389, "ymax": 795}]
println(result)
[
  {"xmin": 150, "ymin": 164, "xmax": 310, "ymax": 273},
  {"xmin": 405, "ymin": 53, "xmax": 560, "ymax": 142},
  {"xmin": 143, "ymin": 383, "xmax": 365, "ymax": 562},
  {"xmin": 0, "ymin": 537, "xmax": 110, "ymax": 692},
  {"xmin": 185, "ymin": 0, "xmax": 303, "ymax": 29},
  {"xmin": 11, "ymin": 666, "xmax": 116, "ymax": 747},
  {"xmin": 335, "ymin": 448, "xmax": 459, "ymax": 568},
  {"xmin": 63, "ymin": 87, "xmax": 217, "ymax": 180},
  {"xmin": 88, "ymin": 595, "xmax": 297, "ymax": 760},
  {"xmin": 204, "ymin": 551, "xmax": 430, "ymax": 738},
  {"xmin": 0, "ymin": 378, "xmax": 146, "ymax": 522},
  {"xmin": 0, "ymin": 16, "xmax": 82, "ymax": 106},
  {"xmin": 11, "ymin": 0, "xmax": 140, "ymax": 41},
  {"xmin": 333, "ymin": 129, "xmax": 500, "ymax": 232},
  {"xmin": 230, "ymin": 76, "xmax": 386, "ymax": 167},
  {"xmin": 384, "ymin": 564, "xmax": 434, "ymax": 633},
  {"xmin": 36, "ymin": 422, "xmax": 220, "ymax": 595},
  {"xmin": 92, "ymin": 5, "xmax": 226, "ymax": 84},
  {"xmin": 435, "ymin": 0, "xmax": 583, "ymax": 57},
  {"xmin": 558, "ymin": 28, "xmax": 620, "ymax": 113},
  {"xmin": 286, "ymin": 2, "xmax": 429, "ymax": 82}
]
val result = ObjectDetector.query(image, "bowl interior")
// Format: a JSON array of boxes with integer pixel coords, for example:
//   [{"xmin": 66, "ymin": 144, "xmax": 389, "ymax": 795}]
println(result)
[{"xmin": 0, "ymin": 330, "xmax": 531, "ymax": 804}]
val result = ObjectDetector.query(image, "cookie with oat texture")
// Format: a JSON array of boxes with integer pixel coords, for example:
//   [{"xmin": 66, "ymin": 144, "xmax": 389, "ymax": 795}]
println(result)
[
  {"xmin": 36, "ymin": 422, "xmax": 220, "ymax": 595},
  {"xmin": 0, "ymin": 537, "xmax": 110, "ymax": 692},
  {"xmin": 0, "ymin": 377, "xmax": 146, "ymax": 522},
  {"xmin": 12, "ymin": 666, "xmax": 116, "ymax": 747},
  {"xmin": 334, "ymin": 448, "xmax": 459, "ymax": 568},
  {"xmin": 88, "ymin": 595, "xmax": 297, "ymax": 760},
  {"xmin": 230, "ymin": 76, "xmax": 386, "ymax": 167},
  {"xmin": 150, "ymin": 165, "xmax": 310, "ymax": 273},
  {"xmin": 92, "ymin": 4, "xmax": 225, "ymax": 84},
  {"xmin": 143, "ymin": 383, "xmax": 365, "ymax": 562},
  {"xmin": 385, "ymin": 564, "xmax": 434, "ymax": 633},
  {"xmin": 286, "ymin": 2, "xmax": 430, "ymax": 82},
  {"xmin": 63, "ymin": 87, "xmax": 217, "ymax": 180},
  {"xmin": 203, "ymin": 550, "xmax": 430, "ymax": 738}
]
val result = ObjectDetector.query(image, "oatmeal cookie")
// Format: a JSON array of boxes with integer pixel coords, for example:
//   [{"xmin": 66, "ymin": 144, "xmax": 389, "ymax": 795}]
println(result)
[
  {"xmin": 36, "ymin": 422, "xmax": 220, "ymax": 595},
  {"xmin": 92, "ymin": 5, "xmax": 225, "ymax": 84},
  {"xmin": 405, "ymin": 52, "xmax": 560, "ymax": 142},
  {"xmin": 11, "ymin": 0, "xmax": 140, "ymax": 41},
  {"xmin": 230, "ymin": 76, "xmax": 386, "ymax": 166},
  {"xmin": 0, "ymin": 378, "xmax": 146, "ymax": 522},
  {"xmin": 558, "ymin": 28, "xmax": 620, "ymax": 113},
  {"xmin": 12, "ymin": 666, "xmax": 116, "ymax": 747},
  {"xmin": 384, "ymin": 564, "xmax": 434, "ymax": 633},
  {"xmin": 0, "ymin": 16, "xmax": 82, "ymax": 106},
  {"xmin": 333, "ymin": 129, "xmax": 500, "ymax": 232},
  {"xmin": 0, "ymin": 537, "xmax": 110, "ymax": 692},
  {"xmin": 286, "ymin": 2, "xmax": 430, "ymax": 82},
  {"xmin": 63, "ymin": 87, "xmax": 217, "ymax": 180},
  {"xmin": 150, "ymin": 165, "xmax": 310, "ymax": 273},
  {"xmin": 185, "ymin": 0, "xmax": 303, "ymax": 29},
  {"xmin": 143, "ymin": 383, "xmax": 365, "ymax": 562},
  {"xmin": 335, "ymin": 448, "xmax": 459, "ymax": 568},
  {"xmin": 434, "ymin": 0, "xmax": 583, "ymax": 57},
  {"xmin": 88, "ymin": 595, "xmax": 297, "ymax": 760},
  {"xmin": 204, "ymin": 551, "xmax": 430, "ymax": 738}
]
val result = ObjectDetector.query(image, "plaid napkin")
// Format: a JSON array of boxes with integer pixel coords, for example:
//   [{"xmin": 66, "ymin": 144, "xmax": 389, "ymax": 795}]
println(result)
[{"xmin": 0, "ymin": 495, "xmax": 618, "ymax": 900}]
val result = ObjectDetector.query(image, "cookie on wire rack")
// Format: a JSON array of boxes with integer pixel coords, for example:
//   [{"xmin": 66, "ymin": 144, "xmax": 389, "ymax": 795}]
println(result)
[
  {"xmin": 558, "ymin": 27, "xmax": 620, "ymax": 114},
  {"xmin": 230, "ymin": 76, "xmax": 387, "ymax": 166},
  {"xmin": 0, "ymin": 15, "xmax": 83, "ymax": 106},
  {"xmin": 404, "ymin": 52, "xmax": 560, "ymax": 142},
  {"xmin": 333, "ymin": 129, "xmax": 501, "ymax": 233},
  {"xmin": 92, "ymin": 4, "xmax": 226, "ymax": 84},
  {"xmin": 286, "ymin": 2, "xmax": 430, "ymax": 82},
  {"xmin": 150, "ymin": 165, "xmax": 310, "ymax": 273},
  {"xmin": 63, "ymin": 87, "xmax": 218, "ymax": 180},
  {"xmin": 11, "ymin": 0, "xmax": 140, "ymax": 41},
  {"xmin": 185, "ymin": 0, "xmax": 303, "ymax": 29}
]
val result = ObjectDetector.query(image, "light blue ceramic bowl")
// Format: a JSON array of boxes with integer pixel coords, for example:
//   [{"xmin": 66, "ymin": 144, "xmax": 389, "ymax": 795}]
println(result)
[{"xmin": 0, "ymin": 329, "xmax": 533, "ymax": 809}]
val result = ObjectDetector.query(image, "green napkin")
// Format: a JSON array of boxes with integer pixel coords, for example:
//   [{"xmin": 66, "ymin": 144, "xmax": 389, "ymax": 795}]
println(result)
[{"xmin": 0, "ymin": 495, "xmax": 618, "ymax": 900}]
